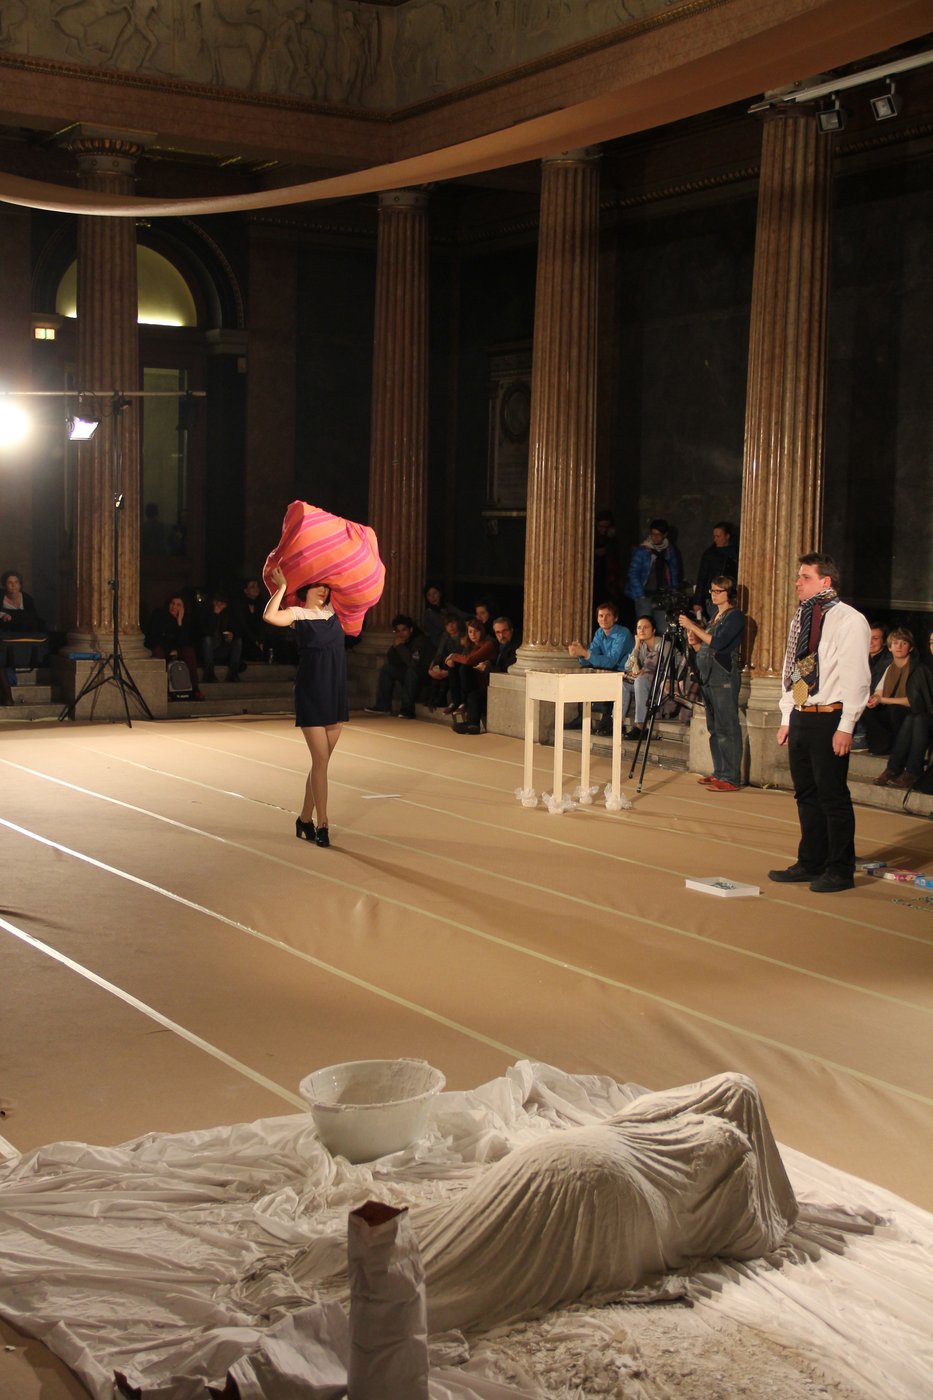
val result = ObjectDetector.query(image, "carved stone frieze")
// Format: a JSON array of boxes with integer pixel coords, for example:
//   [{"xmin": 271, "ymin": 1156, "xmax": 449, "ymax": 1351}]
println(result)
[{"xmin": 0, "ymin": 0, "xmax": 705, "ymax": 111}]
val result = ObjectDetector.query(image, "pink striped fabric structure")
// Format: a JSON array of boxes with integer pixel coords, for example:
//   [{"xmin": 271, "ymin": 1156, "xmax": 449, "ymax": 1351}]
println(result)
[{"xmin": 262, "ymin": 501, "xmax": 385, "ymax": 637}]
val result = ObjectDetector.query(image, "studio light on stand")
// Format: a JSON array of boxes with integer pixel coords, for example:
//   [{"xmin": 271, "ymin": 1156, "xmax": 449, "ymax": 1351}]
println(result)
[
  {"xmin": 870, "ymin": 81, "xmax": 902, "ymax": 122},
  {"xmin": 60, "ymin": 391, "xmax": 153, "ymax": 729}
]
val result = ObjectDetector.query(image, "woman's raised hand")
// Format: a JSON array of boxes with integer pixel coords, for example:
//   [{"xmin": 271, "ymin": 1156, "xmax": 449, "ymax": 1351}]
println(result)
[{"xmin": 271, "ymin": 566, "xmax": 287, "ymax": 588}]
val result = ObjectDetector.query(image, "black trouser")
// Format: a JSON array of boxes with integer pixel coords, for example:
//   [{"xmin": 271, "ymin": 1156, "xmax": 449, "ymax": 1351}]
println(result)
[{"xmin": 788, "ymin": 710, "xmax": 855, "ymax": 879}]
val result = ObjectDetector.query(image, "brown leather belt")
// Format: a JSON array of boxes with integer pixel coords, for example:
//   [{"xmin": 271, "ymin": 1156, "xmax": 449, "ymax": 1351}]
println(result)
[{"xmin": 795, "ymin": 702, "xmax": 843, "ymax": 713}]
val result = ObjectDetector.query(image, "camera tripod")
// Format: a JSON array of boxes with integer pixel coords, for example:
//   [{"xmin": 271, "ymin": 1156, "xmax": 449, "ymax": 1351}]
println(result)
[
  {"xmin": 59, "ymin": 492, "xmax": 153, "ymax": 728},
  {"xmin": 627, "ymin": 621, "xmax": 696, "ymax": 792}
]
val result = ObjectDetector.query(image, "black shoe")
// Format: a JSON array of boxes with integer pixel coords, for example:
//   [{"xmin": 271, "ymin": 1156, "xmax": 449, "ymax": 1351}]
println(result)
[
  {"xmin": 314, "ymin": 825, "xmax": 330, "ymax": 848},
  {"xmin": 593, "ymin": 720, "xmax": 613, "ymax": 737},
  {"xmin": 295, "ymin": 817, "xmax": 315, "ymax": 842},
  {"xmin": 768, "ymin": 863, "xmax": 822, "ymax": 883},
  {"xmin": 453, "ymin": 722, "xmax": 481, "ymax": 735},
  {"xmin": 809, "ymin": 871, "xmax": 854, "ymax": 893},
  {"xmin": 364, "ymin": 706, "xmax": 391, "ymax": 715},
  {"xmin": 202, "ymin": 668, "xmax": 217, "ymax": 683},
  {"xmin": 397, "ymin": 710, "xmax": 415, "ymax": 719},
  {"xmin": 225, "ymin": 670, "xmax": 239, "ymax": 683},
  {"xmin": 623, "ymin": 725, "xmax": 643, "ymax": 740}
]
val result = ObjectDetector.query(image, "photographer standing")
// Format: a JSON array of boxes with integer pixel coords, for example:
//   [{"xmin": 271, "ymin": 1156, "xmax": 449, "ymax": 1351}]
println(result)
[{"xmin": 679, "ymin": 576, "xmax": 745, "ymax": 791}]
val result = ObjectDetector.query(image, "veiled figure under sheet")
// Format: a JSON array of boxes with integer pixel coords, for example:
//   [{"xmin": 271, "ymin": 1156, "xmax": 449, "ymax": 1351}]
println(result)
[{"xmin": 413, "ymin": 1072, "xmax": 798, "ymax": 1334}]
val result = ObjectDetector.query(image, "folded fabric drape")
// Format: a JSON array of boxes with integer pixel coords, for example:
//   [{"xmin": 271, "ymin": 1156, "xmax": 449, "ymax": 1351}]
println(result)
[{"xmin": 263, "ymin": 501, "xmax": 385, "ymax": 637}]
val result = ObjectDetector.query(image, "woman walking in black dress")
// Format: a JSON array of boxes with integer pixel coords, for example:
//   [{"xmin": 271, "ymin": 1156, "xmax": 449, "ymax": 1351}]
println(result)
[{"xmin": 263, "ymin": 565, "xmax": 348, "ymax": 847}]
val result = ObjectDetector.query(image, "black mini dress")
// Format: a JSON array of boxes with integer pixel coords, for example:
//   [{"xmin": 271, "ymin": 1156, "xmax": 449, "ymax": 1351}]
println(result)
[{"xmin": 293, "ymin": 609, "xmax": 349, "ymax": 727}]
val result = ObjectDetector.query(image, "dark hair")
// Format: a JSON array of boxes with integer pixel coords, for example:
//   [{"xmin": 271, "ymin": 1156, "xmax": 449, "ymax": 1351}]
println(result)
[
  {"xmin": 297, "ymin": 582, "xmax": 330, "ymax": 604},
  {"xmin": 391, "ymin": 613, "xmax": 415, "ymax": 630},
  {"xmin": 1, "ymin": 570, "xmax": 23, "ymax": 593},
  {"xmin": 635, "ymin": 614, "xmax": 657, "ymax": 632},
  {"xmin": 465, "ymin": 616, "xmax": 485, "ymax": 634},
  {"xmin": 493, "ymin": 615, "xmax": 513, "ymax": 629},
  {"xmin": 212, "ymin": 590, "xmax": 229, "ymax": 605},
  {"xmin": 798, "ymin": 552, "xmax": 840, "ymax": 589},
  {"xmin": 595, "ymin": 600, "xmax": 618, "ymax": 617},
  {"xmin": 596, "ymin": 510, "xmax": 615, "ymax": 524},
  {"xmin": 423, "ymin": 582, "xmax": 443, "ymax": 602},
  {"xmin": 713, "ymin": 521, "xmax": 734, "ymax": 536},
  {"xmin": 649, "ymin": 518, "xmax": 668, "ymax": 533}
]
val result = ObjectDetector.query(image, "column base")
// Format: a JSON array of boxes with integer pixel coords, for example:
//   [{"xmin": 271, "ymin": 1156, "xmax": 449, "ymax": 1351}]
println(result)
[
  {"xmin": 744, "ymin": 674, "xmax": 792, "ymax": 790},
  {"xmin": 347, "ymin": 631, "xmax": 391, "ymax": 712},
  {"xmin": 53, "ymin": 654, "xmax": 168, "ymax": 721}
]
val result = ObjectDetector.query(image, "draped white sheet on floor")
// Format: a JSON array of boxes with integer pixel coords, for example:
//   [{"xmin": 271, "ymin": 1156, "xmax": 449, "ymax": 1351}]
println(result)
[{"xmin": 0, "ymin": 1062, "xmax": 930, "ymax": 1400}]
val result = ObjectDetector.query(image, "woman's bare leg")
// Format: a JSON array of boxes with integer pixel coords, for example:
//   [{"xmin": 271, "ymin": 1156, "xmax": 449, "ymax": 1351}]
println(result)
[{"xmin": 300, "ymin": 723, "xmax": 342, "ymax": 826}]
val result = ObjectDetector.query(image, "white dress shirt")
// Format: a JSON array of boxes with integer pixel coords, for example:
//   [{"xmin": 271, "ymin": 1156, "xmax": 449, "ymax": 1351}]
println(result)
[{"xmin": 779, "ymin": 601, "xmax": 871, "ymax": 733}]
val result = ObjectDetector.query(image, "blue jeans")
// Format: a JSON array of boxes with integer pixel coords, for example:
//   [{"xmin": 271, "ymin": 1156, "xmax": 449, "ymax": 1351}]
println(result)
[
  {"xmin": 888, "ymin": 713, "xmax": 931, "ymax": 778},
  {"xmin": 702, "ymin": 662, "xmax": 742, "ymax": 785},
  {"xmin": 619, "ymin": 673, "xmax": 652, "ymax": 725},
  {"xmin": 202, "ymin": 633, "xmax": 243, "ymax": 677}
]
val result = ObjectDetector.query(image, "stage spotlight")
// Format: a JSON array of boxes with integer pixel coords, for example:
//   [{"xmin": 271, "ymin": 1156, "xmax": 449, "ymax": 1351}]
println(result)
[
  {"xmin": 67, "ymin": 415, "xmax": 100, "ymax": 441},
  {"xmin": 817, "ymin": 97, "xmax": 846, "ymax": 133},
  {"xmin": 871, "ymin": 82, "xmax": 902, "ymax": 121},
  {"xmin": 0, "ymin": 399, "xmax": 31, "ymax": 448}
]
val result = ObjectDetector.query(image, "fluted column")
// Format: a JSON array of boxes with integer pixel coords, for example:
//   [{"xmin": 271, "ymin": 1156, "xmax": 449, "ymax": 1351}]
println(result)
[
  {"xmin": 514, "ymin": 149, "xmax": 600, "ymax": 674},
  {"xmin": 737, "ymin": 105, "xmax": 833, "ymax": 787},
  {"xmin": 367, "ymin": 189, "xmax": 428, "ymax": 630},
  {"xmin": 68, "ymin": 132, "xmax": 147, "ymax": 656},
  {"xmin": 739, "ymin": 106, "xmax": 832, "ymax": 676}
]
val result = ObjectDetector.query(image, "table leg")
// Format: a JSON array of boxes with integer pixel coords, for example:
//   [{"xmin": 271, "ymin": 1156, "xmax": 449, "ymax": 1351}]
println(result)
[
  {"xmin": 553, "ymin": 698, "xmax": 564, "ymax": 800},
  {"xmin": 611, "ymin": 692, "xmax": 622, "ymax": 803},
  {"xmin": 523, "ymin": 689, "xmax": 535, "ymax": 794},
  {"xmin": 580, "ymin": 702, "xmax": 591, "ymax": 794}
]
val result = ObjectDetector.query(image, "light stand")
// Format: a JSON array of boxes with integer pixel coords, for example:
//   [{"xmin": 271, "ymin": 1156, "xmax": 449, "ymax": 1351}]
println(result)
[{"xmin": 60, "ymin": 394, "xmax": 152, "ymax": 727}]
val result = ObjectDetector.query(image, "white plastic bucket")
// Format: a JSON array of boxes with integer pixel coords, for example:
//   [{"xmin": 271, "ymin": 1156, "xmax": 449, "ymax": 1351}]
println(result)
[{"xmin": 299, "ymin": 1058, "xmax": 446, "ymax": 1163}]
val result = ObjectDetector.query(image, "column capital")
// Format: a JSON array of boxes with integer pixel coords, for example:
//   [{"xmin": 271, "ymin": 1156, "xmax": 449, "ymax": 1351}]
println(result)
[
  {"xmin": 378, "ymin": 189, "xmax": 430, "ymax": 211},
  {"xmin": 61, "ymin": 125, "xmax": 156, "ymax": 180},
  {"xmin": 541, "ymin": 146, "xmax": 601, "ymax": 165}
]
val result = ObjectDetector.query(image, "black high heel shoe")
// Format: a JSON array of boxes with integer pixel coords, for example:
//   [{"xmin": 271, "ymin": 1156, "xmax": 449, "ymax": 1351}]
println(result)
[
  {"xmin": 314, "ymin": 825, "xmax": 330, "ymax": 848},
  {"xmin": 295, "ymin": 817, "xmax": 315, "ymax": 841}
]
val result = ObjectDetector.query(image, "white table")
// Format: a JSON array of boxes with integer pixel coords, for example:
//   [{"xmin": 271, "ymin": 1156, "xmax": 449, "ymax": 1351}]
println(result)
[{"xmin": 522, "ymin": 669, "xmax": 624, "ymax": 808}]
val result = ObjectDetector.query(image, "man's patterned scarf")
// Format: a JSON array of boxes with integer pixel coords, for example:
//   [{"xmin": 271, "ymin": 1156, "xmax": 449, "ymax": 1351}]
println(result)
[{"xmin": 783, "ymin": 589, "xmax": 841, "ymax": 704}]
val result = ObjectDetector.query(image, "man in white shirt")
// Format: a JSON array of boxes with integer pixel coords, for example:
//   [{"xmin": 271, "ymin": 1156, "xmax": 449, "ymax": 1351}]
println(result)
[{"xmin": 769, "ymin": 553, "xmax": 870, "ymax": 893}]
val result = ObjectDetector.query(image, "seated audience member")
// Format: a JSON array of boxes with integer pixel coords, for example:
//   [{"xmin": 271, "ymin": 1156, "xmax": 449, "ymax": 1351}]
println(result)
[
  {"xmin": 422, "ymin": 584, "xmax": 466, "ymax": 650},
  {"xmin": 453, "ymin": 615, "xmax": 519, "ymax": 735},
  {"xmin": 443, "ymin": 616, "xmax": 495, "ymax": 724},
  {"xmin": 625, "ymin": 518, "xmax": 682, "ymax": 634},
  {"xmin": 230, "ymin": 578, "xmax": 269, "ymax": 662},
  {"xmin": 200, "ymin": 592, "xmax": 243, "ymax": 683},
  {"xmin": 566, "ymin": 602, "xmax": 634, "ymax": 736},
  {"xmin": 365, "ymin": 614, "xmax": 431, "ymax": 719},
  {"xmin": 145, "ymin": 593, "xmax": 204, "ymax": 700},
  {"xmin": 0, "ymin": 569, "xmax": 51, "ymax": 671},
  {"xmin": 691, "ymin": 522, "xmax": 739, "ymax": 617},
  {"xmin": 868, "ymin": 627, "xmax": 933, "ymax": 789},
  {"xmin": 852, "ymin": 623, "xmax": 892, "ymax": 750},
  {"xmin": 427, "ymin": 612, "xmax": 466, "ymax": 708},
  {"xmin": 619, "ymin": 615, "xmax": 662, "ymax": 738},
  {"xmin": 473, "ymin": 599, "xmax": 496, "ymax": 639}
]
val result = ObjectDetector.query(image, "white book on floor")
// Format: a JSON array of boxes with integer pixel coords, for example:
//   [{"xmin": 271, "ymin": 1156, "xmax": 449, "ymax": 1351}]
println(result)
[{"xmin": 686, "ymin": 875, "xmax": 760, "ymax": 898}]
